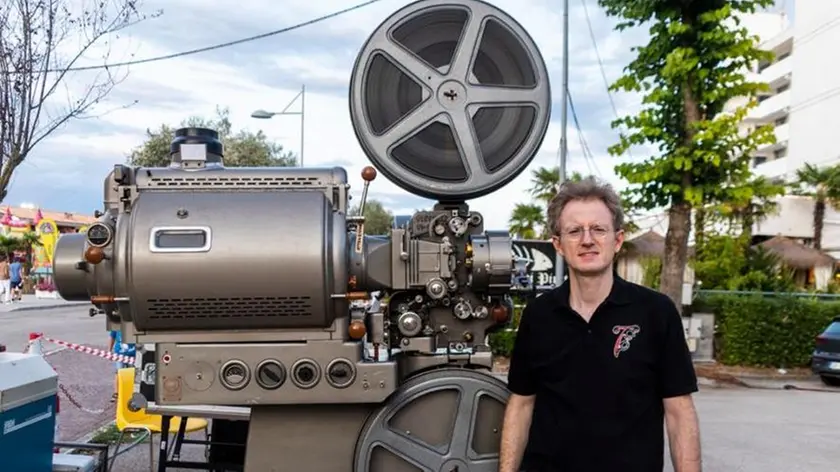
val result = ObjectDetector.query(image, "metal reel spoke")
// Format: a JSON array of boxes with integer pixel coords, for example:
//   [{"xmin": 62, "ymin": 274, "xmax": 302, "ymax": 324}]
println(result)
[
  {"xmin": 353, "ymin": 368, "xmax": 510, "ymax": 472},
  {"xmin": 468, "ymin": 84, "xmax": 545, "ymax": 107},
  {"xmin": 349, "ymin": 0, "xmax": 552, "ymax": 201},
  {"xmin": 447, "ymin": 109, "xmax": 486, "ymax": 187},
  {"xmin": 448, "ymin": 8, "xmax": 488, "ymax": 81},
  {"xmin": 374, "ymin": 29, "xmax": 444, "ymax": 89},
  {"xmin": 370, "ymin": 100, "xmax": 443, "ymax": 157},
  {"xmin": 365, "ymin": 427, "xmax": 447, "ymax": 471}
]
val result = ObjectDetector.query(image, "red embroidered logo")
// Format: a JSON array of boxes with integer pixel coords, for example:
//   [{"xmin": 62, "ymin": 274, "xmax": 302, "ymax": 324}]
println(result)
[{"xmin": 612, "ymin": 325, "xmax": 641, "ymax": 358}]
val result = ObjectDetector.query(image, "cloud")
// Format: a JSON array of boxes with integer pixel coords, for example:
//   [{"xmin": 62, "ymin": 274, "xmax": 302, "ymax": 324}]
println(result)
[{"xmin": 8, "ymin": 0, "xmax": 650, "ymax": 231}]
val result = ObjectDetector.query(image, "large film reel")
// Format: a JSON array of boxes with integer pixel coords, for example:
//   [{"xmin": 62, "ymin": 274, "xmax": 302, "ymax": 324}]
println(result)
[
  {"xmin": 354, "ymin": 368, "xmax": 509, "ymax": 472},
  {"xmin": 349, "ymin": 0, "xmax": 552, "ymax": 201}
]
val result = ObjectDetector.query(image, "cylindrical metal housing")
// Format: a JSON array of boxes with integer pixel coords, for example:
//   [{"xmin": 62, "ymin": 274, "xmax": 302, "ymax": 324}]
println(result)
[
  {"xmin": 127, "ymin": 190, "xmax": 346, "ymax": 331},
  {"xmin": 53, "ymin": 233, "xmax": 92, "ymax": 301},
  {"xmin": 470, "ymin": 231, "xmax": 513, "ymax": 294}
]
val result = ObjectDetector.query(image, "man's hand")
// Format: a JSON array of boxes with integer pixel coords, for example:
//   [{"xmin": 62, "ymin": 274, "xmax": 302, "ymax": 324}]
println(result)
[
  {"xmin": 664, "ymin": 394, "xmax": 701, "ymax": 472},
  {"xmin": 499, "ymin": 393, "xmax": 535, "ymax": 472}
]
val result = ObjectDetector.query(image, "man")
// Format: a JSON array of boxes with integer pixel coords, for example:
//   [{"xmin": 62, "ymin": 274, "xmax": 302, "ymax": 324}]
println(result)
[
  {"xmin": 109, "ymin": 328, "xmax": 136, "ymax": 402},
  {"xmin": 9, "ymin": 257, "xmax": 22, "ymax": 302},
  {"xmin": 0, "ymin": 256, "xmax": 10, "ymax": 304},
  {"xmin": 499, "ymin": 177, "xmax": 701, "ymax": 472}
]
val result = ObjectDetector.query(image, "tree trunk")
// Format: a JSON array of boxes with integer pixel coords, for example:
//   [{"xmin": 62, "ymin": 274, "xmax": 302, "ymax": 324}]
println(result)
[
  {"xmin": 694, "ymin": 207, "xmax": 706, "ymax": 256},
  {"xmin": 814, "ymin": 197, "xmax": 825, "ymax": 250},
  {"xmin": 660, "ymin": 202, "xmax": 692, "ymax": 313}
]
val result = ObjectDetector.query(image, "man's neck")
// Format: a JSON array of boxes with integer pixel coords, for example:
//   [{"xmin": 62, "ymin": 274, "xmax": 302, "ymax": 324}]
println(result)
[{"xmin": 568, "ymin": 270, "xmax": 613, "ymax": 320}]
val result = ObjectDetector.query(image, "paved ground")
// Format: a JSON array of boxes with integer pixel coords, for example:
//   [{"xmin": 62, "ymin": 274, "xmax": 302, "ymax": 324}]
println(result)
[{"xmin": 0, "ymin": 304, "xmax": 116, "ymax": 441}]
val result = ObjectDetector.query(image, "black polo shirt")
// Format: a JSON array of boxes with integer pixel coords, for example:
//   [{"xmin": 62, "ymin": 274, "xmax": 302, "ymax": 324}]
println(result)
[{"xmin": 506, "ymin": 275, "xmax": 698, "ymax": 472}]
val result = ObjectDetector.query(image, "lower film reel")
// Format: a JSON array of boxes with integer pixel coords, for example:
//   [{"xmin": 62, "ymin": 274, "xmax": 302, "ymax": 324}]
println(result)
[
  {"xmin": 349, "ymin": 0, "xmax": 552, "ymax": 202},
  {"xmin": 353, "ymin": 368, "xmax": 510, "ymax": 472}
]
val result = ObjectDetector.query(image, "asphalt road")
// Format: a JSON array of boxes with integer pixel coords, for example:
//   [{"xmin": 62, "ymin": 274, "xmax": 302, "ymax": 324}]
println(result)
[{"xmin": 2, "ymin": 306, "xmax": 839, "ymax": 471}]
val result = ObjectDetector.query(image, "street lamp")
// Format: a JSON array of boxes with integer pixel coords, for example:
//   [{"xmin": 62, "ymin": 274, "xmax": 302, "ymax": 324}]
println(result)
[{"xmin": 251, "ymin": 84, "xmax": 306, "ymax": 167}]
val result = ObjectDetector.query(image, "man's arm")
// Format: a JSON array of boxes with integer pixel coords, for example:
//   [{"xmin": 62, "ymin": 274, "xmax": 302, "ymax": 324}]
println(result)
[
  {"xmin": 499, "ymin": 393, "xmax": 535, "ymax": 472},
  {"xmin": 499, "ymin": 305, "xmax": 538, "ymax": 472},
  {"xmin": 657, "ymin": 297, "xmax": 701, "ymax": 472},
  {"xmin": 664, "ymin": 394, "xmax": 701, "ymax": 472}
]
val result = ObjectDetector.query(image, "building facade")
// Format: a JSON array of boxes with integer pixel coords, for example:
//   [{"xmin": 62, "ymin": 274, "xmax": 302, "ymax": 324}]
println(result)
[{"xmin": 740, "ymin": 2, "xmax": 840, "ymax": 179}]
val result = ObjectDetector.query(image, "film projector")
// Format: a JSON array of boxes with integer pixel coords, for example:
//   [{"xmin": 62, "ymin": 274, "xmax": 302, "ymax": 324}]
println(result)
[{"xmin": 53, "ymin": 0, "xmax": 551, "ymax": 469}]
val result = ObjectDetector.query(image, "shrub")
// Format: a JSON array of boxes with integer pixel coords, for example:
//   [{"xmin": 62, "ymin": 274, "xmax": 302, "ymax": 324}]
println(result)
[{"xmin": 700, "ymin": 294, "xmax": 839, "ymax": 367}]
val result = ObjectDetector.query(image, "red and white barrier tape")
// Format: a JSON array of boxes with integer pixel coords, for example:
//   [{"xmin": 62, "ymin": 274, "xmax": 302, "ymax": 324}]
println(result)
[
  {"xmin": 38, "ymin": 335, "xmax": 136, "ymax": 364},
  {"xmin": 26, "ymin": 334, "xmax": 116, "ymax": 415}
]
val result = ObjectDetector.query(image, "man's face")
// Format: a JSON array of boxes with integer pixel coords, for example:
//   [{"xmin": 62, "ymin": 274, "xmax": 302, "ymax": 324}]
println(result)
[{"xmin": 551, "ymin": 198, "xmax": 624, "ymax": 276}]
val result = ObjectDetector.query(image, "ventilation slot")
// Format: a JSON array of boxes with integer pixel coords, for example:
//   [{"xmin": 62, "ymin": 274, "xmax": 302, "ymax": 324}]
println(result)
[
  {"xmin": 146, "ymin": 296, "xmax": 312, "ymax": 319},
  {"xmin": 146, "ymin": 176, "xmax": 321, "ymax": 188}
]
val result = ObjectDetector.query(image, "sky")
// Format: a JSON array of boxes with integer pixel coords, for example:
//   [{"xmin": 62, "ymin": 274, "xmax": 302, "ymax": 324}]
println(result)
[{"xmin": 7, "ymin": 0, "xmax": 791, "ymax": 232}]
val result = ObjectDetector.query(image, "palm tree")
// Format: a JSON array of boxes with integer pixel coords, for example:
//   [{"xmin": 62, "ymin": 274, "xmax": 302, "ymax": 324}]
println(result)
[
  {"xmin": 0, "ymin": 235, "xmax": 24, "ymax": 259},
  {"xmin": 792, "ymin": 163, "xmax": 840, "ymax": 250},
  {"xmin": 508, "ymin": 203, "xmax": 545, "ymax": 239},
  {"xmin": 17, "ymin": 231, "xmax": 41, "ymax": 275}
]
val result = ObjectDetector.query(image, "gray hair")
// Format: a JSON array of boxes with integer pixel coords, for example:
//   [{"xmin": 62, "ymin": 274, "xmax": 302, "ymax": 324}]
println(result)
[{"xmin": 546, "ymin": 176, "xmax": 625, "ymax": 236}]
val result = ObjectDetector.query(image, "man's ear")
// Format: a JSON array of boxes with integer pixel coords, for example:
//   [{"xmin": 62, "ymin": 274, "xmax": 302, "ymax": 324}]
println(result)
[
  {"xmin": 614, "ymin": 230, "xmax": 625, "ymax": 253},
  {"xmin": 551, "ymin": 236, "xmax": 565, "ymax": 259}
]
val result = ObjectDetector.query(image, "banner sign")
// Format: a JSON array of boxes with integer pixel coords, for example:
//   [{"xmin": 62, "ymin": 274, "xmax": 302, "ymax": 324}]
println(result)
[{"xmin": 511, "ymin": 239, "xmax": 558, "ymax": 288}]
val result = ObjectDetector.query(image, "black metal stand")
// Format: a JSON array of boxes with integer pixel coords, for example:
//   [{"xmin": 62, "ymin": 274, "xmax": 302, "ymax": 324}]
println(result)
[{"xmin": 157, "ymin": 415, "xmax": 246, "ymax": 471}]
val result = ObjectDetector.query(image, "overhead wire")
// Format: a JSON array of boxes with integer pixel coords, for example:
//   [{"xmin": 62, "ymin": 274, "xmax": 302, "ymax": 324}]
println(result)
[
  {"xmin": 567, "ymin": 89, "xmax": 602, "ymax": 178},
  {"xmin": 1, "ymin": 0, "xmax": 386, "ymax": 74},
  {"xmin": 579, "ymin": 0, "xmax": 632, "ymax": 161}
]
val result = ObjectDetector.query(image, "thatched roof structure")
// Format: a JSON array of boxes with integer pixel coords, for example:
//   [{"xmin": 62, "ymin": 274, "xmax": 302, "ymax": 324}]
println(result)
[
  {"xmin": 623, "ymin": 230, "xmax": 665, "ymax": 257},
  {"xmin": 622, "ymin": 230, "xmax": 696, "ymax": 258},
  {"xmin": 754, "ymin": 235, "xmax": 835, "ymax": 270}
]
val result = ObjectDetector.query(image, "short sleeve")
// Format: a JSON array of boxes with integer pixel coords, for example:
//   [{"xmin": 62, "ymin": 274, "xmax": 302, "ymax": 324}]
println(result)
[
  {"xmin": 657, "ymin": 298, "xmax": 699, "ymax": 398},
  {"xmin": 506, "ymin": 304, "xmax": 538, "ymax": 396},
  {"xmin": 109, "ymin": 330, "xmax": 117, "ymax": 340}
]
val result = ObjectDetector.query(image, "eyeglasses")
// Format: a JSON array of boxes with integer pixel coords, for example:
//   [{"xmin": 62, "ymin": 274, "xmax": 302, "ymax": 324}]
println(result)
[{"xmin": 556, "ymin": 226, "xmax": 614, "ymax": 241}]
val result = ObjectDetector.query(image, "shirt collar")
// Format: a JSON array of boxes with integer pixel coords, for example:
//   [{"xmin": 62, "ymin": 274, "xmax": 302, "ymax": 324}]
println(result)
[{"xmin": 552, "ymin": 272, "xmax": 633, "ymax": 309}]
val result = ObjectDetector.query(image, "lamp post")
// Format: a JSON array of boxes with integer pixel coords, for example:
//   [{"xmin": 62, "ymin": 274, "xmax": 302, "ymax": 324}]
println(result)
[{"xmin": 251, "ymin": 84, "xmax": 306, "ymax": 167}]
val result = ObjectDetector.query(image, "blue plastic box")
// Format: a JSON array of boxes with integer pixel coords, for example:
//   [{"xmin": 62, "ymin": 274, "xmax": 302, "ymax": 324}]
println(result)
[{"xmin": 0, "ymin": 352, "xmax": 59, "ymax": 472}]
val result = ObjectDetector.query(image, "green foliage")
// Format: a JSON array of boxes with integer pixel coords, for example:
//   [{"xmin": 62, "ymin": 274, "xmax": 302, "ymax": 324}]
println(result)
[
  {"xmin": 598, "ymin": 0, "xmax": 776, "ymax": 211},
  {"xmin": 128, "ymin": 106, "xmax": 297, "ymax": 168},
  {"xmin": 701, "ymin": 294, "xmax": 837, "ymax": 367},
  {"xmin": 508, "ymin": 203, "xmax": 545, "ymax": 239},
  {"xmin": 693, "ymin": 233, "xmax": 796, "ymax": 291},
  {"xmin": 349, "ymin": 199, "xmax": 393, "ymax": 235},
  {"xmin": 640, "ymin": 256, "xmax": 662, "ymax": 289}
]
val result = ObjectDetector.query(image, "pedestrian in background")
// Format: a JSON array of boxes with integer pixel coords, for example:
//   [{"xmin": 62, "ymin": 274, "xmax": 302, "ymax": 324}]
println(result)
[
  {"xmin": 9, "ymin": 257, "xmax": 22, "ymax": 302},
  {"xmin": 109, "ymin": 328, "xmax": 136, "ymax": 402},
  {"xmin": 0, "ymin": 256, "xmax": 11, "ymax": 304}
]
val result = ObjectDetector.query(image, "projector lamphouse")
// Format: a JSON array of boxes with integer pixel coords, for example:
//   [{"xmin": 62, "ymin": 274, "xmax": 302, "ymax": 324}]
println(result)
[{"xmin": 349, "ymin": 0, "xmax": 551, "ymax": 201}]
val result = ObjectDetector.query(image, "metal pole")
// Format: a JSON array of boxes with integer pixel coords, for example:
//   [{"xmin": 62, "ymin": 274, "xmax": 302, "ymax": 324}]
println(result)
[
  {"xmin": 555, "ymin": 0, "xmax": 569, "ymax": 287},
  {"xmin": 300, "ymin": 84, "xmax": 306, "ymax": 167}
]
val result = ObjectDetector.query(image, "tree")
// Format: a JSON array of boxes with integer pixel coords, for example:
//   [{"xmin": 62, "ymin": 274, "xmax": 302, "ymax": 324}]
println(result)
[
  {"xmin": 128, "ymin": 106, "xmax": 297, "ymax": 167},
  {"xmin": 508, "ymin": 203, "xmax": 545, "ymax": 239},
  {"xmin": 0, "ymin": 0, "xmax": 158, "ymax": 203},
  {"xmin": 791, "ymin": 163, "xmax": 840, "ymax": 250},
  {"xmin": 598, "ymin": 0, "xmax": 776, "ymax": 310},
  {"xmin": 349, "ymin": 199, "xmax": 393, "ymax": 235}
]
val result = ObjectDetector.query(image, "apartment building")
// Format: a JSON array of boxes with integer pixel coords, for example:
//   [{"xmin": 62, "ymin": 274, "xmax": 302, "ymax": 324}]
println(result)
[{"xmin": 741, "ymin": 2, "xmax": 840, "ymax": 179}]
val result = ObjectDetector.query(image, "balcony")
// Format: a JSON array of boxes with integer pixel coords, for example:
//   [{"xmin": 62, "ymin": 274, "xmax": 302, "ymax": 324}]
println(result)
[
  {"xmin": 753, "ymin": 56, "xmax": 792, "ymax": 89},
  {"xmin": 754, "ymin": 122, "xmax": 790, "ymax": 155},
  {"xmin": 751, "ymin": 155, "xmax": 789, "ymax": 179},
  {"xmin": 746, "ymin": 89, "xmax": 790, "ymax": 123}
]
